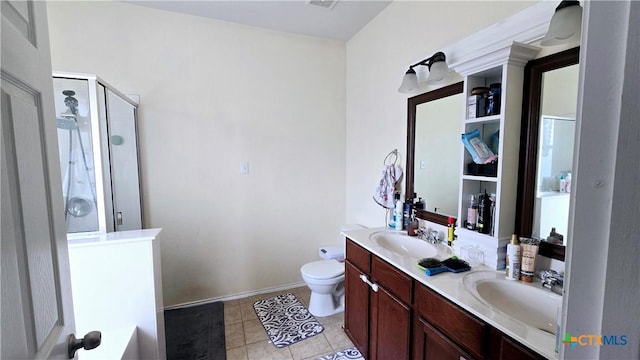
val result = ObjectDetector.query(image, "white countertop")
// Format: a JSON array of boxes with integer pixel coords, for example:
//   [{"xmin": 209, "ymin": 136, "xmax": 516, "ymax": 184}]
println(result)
[
  {"xmin": 68, "ymin": 228, "xmax": 162, "ymax": 247},
  {"xmin": 343, "ymin": 227, "xmax": 558, "ymax": 360}
]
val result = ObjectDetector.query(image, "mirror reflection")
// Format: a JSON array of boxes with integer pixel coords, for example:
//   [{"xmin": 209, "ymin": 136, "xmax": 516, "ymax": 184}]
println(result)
[
  {"xmin": 406, "ymin": 82, "xmax": 463, "ymax": 225},
  {"xmin": 413, "ymin": 93, "xmax": 463, "ymax": 216},
  {"xmin": 516, "ymin": 47, "xmax": 579, "ymax": 253},
  {"xmin": 532, "ymin": 64, "xmax": 578, "ymax": 244}
]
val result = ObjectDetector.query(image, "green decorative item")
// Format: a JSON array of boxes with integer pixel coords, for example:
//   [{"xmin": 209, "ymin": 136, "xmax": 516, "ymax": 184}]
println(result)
[{"xmin": 111, "ymin": 135, "xmax": 124, "ymax": 145}]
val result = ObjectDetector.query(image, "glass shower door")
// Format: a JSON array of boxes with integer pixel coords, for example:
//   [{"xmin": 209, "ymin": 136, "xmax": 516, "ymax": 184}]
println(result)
[
  {"xmin": 106, "ymin": 90, "xmax": 142, "ymax": 231},
  {"xmin": 53, "ymin": 78, "xmax": 100, "ymax": 233}
]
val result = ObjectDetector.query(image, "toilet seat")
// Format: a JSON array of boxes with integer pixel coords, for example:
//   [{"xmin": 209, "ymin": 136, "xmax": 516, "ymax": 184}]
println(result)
[{"xmin": 300, "ymin": 260, "xmax": 344, "ymax": 280}]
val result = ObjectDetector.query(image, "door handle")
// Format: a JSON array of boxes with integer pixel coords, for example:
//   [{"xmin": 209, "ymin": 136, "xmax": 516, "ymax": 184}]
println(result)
[
  {"xmin": 116, "ymin": 211, "xmax": 123, "ymax": 226},
  {"xmin": 67, "ymin": 330, "xmax": 101, "ymax": 359},
  {"xmin": 359, "ymin": 274, "xmax": 379, "ymax": 292}
]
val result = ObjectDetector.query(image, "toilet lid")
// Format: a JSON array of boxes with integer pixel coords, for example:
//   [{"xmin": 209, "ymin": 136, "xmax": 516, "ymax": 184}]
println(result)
[{"xmin": 301, "ymin": 260, "xmax": 344, "ymax": 280}]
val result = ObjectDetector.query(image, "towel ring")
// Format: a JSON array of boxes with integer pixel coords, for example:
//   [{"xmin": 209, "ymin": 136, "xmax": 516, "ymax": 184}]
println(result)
[{"xmin": 384, "ymin": 149, "xmax": 400, "ymax": 166}]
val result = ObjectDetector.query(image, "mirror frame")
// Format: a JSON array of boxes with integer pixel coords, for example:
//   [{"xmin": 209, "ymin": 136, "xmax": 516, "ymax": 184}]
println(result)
[
  {"xmin": 405, "ymin": 81, "xmax": 464, "ymax": 226},
  {"xmin": 515, "ymin": 46, "xmax": 580, "ymax": 260}
]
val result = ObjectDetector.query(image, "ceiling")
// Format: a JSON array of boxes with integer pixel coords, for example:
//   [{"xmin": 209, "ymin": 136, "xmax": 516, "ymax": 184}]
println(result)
[{"xmin": 123, "ymin": 0, "xmax": 392, "ymax": 41}]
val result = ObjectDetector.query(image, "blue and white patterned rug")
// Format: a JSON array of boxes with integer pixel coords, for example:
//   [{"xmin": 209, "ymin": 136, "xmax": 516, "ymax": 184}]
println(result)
[
  {"xmin": 315, "ymin": 347, "xmax": 364, "ymax": 360},
  {"xmin": 253, "ymin": 292, "xmax": 324, "ymax": 348}
]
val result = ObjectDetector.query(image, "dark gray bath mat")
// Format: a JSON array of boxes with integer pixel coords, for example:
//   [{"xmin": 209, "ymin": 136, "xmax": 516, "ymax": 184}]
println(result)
[
  {"xmin": 316, "ymin": 347, "xmax": 364, "ymax": 360},
  {"xmin": 253, "ymin": 292, "xmax": 324, "ymax": 348},
  {"xmin": 165, "ymin": 301, "xmax": 226, "ymax": 360}
]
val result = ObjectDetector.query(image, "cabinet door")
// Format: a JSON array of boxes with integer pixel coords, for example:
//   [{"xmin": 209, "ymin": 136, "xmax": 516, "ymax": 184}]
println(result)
[
  {"xmin": 370, "ymin": 285, "xmax": 411, "ymax": 360},
  {"xmin": 486, "ymin": 327, "xmax": 546, "ymax": 360},
  {"xmin": 413, "ymin": 317, "xmax": 476, "ymax": 360},
  {"xmin": 344, "ymin": 261, "xmax": 370, "ymax": 358}
]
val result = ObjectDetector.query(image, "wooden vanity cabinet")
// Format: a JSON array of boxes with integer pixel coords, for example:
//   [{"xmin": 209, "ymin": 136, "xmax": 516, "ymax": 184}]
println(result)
[
  {"xmin": 345, "ymin": 238, "xmax": 545, "ymax": 360},
  {"xmin": 345, "ymin": 239, "xmax": 413, "ymax": 360},
  {"xmin": 344, "ymin": 240, "xmax": 371, "ymax": 358},
  {"xmin": 369, "ymin": 256, "xmax": 413, "ymax": 360}
]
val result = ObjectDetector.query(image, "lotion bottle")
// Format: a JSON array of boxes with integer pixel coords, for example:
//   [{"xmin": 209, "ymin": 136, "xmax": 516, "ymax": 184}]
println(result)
[
  {"xmin": 394, "ymin": 199, "xmax": 404, "ymax": 230},
  {"xmin": 506, "ymin": 234, "xmax": 521, "ymax": 280}
]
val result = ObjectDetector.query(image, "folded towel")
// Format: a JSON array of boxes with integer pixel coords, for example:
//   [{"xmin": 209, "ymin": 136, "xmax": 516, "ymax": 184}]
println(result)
[{"xmin": 373, "ymin": 165, "xmax": 403, "ymax": 209}]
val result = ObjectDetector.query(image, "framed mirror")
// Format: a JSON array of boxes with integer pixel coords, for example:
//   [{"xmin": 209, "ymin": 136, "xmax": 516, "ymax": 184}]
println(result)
[
  {"xmin": 516, "ymin": 46, "xmax": 580, "ymax": 260},
  {"xmin": 406, "ymin": 82, "xmax": 463, "ymax": 225}
]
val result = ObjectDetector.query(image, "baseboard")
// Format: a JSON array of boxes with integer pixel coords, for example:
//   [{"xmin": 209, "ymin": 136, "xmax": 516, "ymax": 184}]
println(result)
[{"xmin": 164, "ymin": 281, "xmax": 307, "ymax": 310}]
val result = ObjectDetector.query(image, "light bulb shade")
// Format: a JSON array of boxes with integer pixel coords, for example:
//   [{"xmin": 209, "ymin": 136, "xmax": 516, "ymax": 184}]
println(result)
[
  {"xmin": 541, "ymin": 1, "xmax": 583, "ymax": 46},
  {"xmin": 398, "ymin": 69, "xmax": 418, "ymax": 93},
  {"xmin": 425, "ymin": 60, "xmax": 449, "ymax": 84}
]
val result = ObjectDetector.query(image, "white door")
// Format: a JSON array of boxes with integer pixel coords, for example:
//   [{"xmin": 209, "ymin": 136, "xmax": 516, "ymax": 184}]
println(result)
[{"xmin": 1, "ymin": 1, "xmax": 94, "ymax": 358}]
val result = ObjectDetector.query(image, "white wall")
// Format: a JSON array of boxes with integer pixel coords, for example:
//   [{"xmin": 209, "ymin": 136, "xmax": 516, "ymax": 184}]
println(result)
[
  {"xmin": 47, "ymin": 1, "xmax": 346, "ymax": 306},
  {"xmin": 345, "ymin": 1, "xmax": 536, "ymax": 227}
]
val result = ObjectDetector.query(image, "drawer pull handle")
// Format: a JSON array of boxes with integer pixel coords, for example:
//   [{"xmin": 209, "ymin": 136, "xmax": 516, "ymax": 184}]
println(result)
[{"xmin": 359, "ymin": 274, "xmax": 379, "ymax": 292}]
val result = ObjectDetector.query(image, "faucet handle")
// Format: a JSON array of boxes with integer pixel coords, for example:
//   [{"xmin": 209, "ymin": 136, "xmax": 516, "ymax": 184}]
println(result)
[{"xmin": 540, "ymin": 270, "xmax": 564, "ymax": 286}]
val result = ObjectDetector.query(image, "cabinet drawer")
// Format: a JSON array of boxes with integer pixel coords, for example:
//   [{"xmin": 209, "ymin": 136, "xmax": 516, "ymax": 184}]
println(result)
[
  {"xmin": 346, "ymin": 238, "xmax": 371, "ymax": 274},
  {"xmin": 372, "ymin": 256, "xmax": 412, "ymax": 305},
  {"xmin": 415, "ymin": 284, "xmax": 486, "ymax": 360}
]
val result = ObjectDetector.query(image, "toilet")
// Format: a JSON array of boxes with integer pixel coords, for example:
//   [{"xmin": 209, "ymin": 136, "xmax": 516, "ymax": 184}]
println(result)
[{"xmin": 300, "ymin": 224, "xmax": 365, "ymax": 317}]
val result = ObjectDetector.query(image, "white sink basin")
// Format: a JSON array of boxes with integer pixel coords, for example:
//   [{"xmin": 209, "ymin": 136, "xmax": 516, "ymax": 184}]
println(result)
[
  {"xmin": 368, "ymin": 231, "xmax": 439, "ymax": 259},
  {"xmin": 464, "ymin": 271, "xmax": 561, "ymax": 335}
]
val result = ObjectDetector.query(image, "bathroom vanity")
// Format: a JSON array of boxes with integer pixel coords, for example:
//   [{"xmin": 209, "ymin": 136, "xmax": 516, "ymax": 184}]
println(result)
[{"xmin": 343, "ymin": 228, "xmax": 557, "ymax": 360}]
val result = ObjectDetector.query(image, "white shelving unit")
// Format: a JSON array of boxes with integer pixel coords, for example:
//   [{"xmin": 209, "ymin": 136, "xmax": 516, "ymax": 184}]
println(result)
[{"xmin": 452, "ymin": 42, "xmax": 540, "ymax": 269}]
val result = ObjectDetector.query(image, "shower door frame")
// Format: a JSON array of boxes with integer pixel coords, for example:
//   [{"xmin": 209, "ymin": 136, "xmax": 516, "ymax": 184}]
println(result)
[{"xmin": 53, "ymin": 71, "xmax": 142, "ymax": 236}]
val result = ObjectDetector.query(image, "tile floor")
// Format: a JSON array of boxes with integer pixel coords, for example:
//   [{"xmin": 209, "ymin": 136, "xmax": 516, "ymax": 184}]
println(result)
[{"xmin": 223, "ymin": 286, "xmax": 356, "ymax": 360}]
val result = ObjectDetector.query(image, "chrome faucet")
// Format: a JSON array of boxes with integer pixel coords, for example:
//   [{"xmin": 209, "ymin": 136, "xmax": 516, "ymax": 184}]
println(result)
[
  {"xmin": 540, "ymin": 270, "xmax": 564, "ymax": 295},
  {"xmin": 416, "ymin": 227, "xmax": 440, "ymax": 245}
]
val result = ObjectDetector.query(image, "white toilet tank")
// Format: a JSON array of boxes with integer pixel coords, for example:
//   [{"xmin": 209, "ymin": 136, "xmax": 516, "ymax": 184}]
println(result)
[{"xmin": 318, "ymin": 224, "xmax": 365, "ymax": 261}]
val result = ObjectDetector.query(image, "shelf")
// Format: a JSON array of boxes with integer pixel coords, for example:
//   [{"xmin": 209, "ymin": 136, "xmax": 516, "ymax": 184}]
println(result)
[
  {"xmin": 455, "ymin": 42, "xmax": 540, "ymax": 270},
  {"xmin": 462, "ymin": 175, "xmax": 498, "ymax": 182},
  {"xmin": 465, "ymin": 114, "xmax": 501, "ymax": 124}
]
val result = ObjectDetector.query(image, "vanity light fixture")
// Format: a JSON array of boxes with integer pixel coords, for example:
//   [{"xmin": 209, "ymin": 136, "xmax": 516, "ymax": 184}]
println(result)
[
  {"xmin": 541, "ymin": 0, "xmax": 583, "ymax": 46},
  {"xmin": 398, "ymin": 52, "xmax": 449, "ymax": 94}
]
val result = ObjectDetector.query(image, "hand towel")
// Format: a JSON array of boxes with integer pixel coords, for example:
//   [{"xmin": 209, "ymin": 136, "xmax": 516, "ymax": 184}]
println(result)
[{"xmin": 373, "ymin": 165, "xmax": 403, "ymax": 209}]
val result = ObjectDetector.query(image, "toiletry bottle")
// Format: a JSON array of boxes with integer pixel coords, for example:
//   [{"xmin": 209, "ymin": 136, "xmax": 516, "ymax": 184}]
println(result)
[
  {"xmin": 489, "ymin": 193, "xmax": 496, "ymax": 236},
  {"xmin": 466, "ymin": 194, "xmax": 478, "ymax": 230},
  {"xmin": 477, "ymin": 190, "xmax": 492, "ymax": 234},
  {"xmin": 506, "ymin": 234, "xmax": 521, "ymax": 280},
  {"xmin": 388, "ymin": 193, "xmax": 400, "ymax": 230},
  {"xmin": 447, "ymin": 217, "xmax": 455, "ymax": 246},
  {"xmin": 394, "ymin": 198, "xmax": 404, "ymax": 230},
  {"xmin": 403, "ymin": 200, "xmax": 413, "ymax": 231},
  {"xmin": 520, "ymin": 238, "xmax": 540, "ymax": 283}
]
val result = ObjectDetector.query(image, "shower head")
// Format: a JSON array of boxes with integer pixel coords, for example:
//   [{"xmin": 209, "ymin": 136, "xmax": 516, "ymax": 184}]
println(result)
[{"xmin": 56, "ymin": 117, "xmax": 79, "ymax": 130}]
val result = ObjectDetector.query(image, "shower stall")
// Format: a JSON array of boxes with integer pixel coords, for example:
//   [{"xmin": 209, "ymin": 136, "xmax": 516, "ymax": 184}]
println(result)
[{"xmin": 53, "ymin": 72, "xmax": 143, "ymax": 234}]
